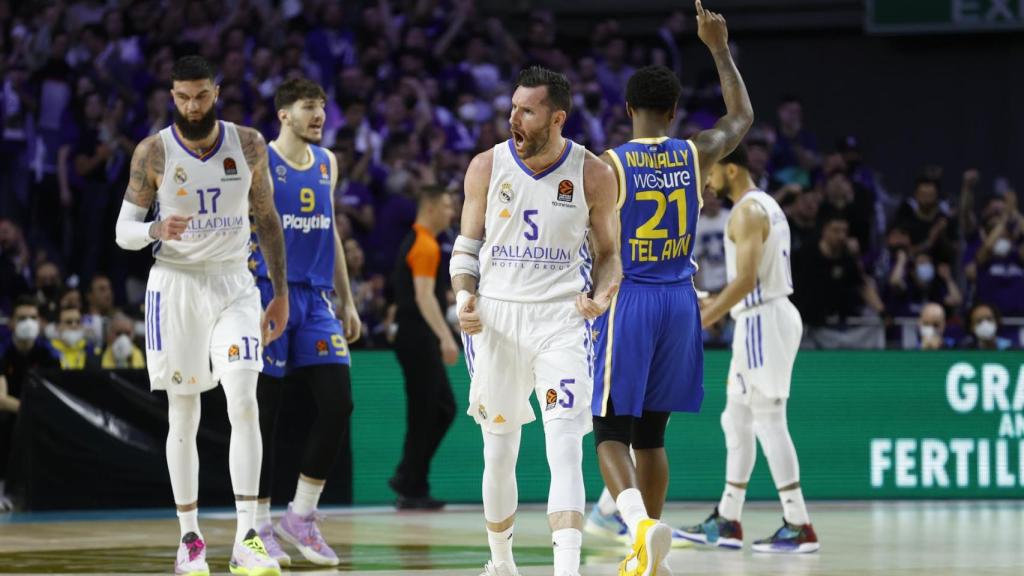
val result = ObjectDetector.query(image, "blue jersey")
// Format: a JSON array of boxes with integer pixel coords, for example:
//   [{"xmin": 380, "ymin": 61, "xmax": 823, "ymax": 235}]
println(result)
[
  {"xmin": 250, "ymin": 144, "xmax": 335, "ymax": 289},
  {"xmin": 607, "ymin": 137, "xmax": 702, "ymax": 284}
]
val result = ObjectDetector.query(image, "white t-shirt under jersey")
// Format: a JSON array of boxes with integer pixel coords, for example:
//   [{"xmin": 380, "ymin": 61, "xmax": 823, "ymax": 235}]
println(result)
[
  {"xmin": 478, "ymin": 139, "xmax": 592, "ymax": 304},
  {"xmin": 724, "ymin": 190, "xmax": 794, "ymax": 318},
  {"xmin": 153, "ymin": 121, "xmax": 253, "ymax": 267}
]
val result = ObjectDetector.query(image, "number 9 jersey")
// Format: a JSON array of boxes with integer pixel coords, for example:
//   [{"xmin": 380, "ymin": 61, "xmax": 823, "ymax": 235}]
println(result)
[{"xmin": 605, "ymin": 137, "xmax": 702, "ymax": 284}]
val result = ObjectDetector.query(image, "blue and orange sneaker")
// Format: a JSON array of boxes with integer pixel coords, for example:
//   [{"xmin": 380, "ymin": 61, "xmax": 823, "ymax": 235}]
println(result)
[
  {"xmin": 675, "ymin": 507, "xmax": 743, "ymax": 550},
  {"xmin": 584, "ymin": 506, "xmax": 630, "ymax": 544},
  {"xmin": 752, "ymin": 519, "xmax": 820, "ymax": 553}
]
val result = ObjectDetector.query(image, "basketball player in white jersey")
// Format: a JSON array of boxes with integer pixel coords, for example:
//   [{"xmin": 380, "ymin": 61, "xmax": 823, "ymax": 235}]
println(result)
[
  {"xmin": 115, "ymin": 55, "xmax": 288, "ymax": 576},
  {"xmin": 451, "ymin": 66, "xmax": 621, "ymax": 576},
  {"xmin": 676, "ymin": 144, "xmax": 819, "ymax": 553}
]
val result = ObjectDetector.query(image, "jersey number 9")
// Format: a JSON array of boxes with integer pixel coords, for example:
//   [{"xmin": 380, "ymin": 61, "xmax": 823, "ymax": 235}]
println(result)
[{"xmin": 300, "ymin": 187, "xmax": 316, "ymax": 212}]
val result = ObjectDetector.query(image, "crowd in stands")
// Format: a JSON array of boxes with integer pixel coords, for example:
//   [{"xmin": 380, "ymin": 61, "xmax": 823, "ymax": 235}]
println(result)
[{"xmin": 1, "ymin": 0, "xmax": 1020, "ymax": 379}]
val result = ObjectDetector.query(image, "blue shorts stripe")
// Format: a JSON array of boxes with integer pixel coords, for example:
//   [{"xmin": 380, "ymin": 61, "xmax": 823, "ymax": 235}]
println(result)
[
  {"xmin": 145, "ymin": 291, "xmax": 152, "ymax": 350},
  {"xmin": 745, "ymin": 316, "xmax": 753, "ymax": 369},
  {"xmin": 756, "ymin": 314, "xmax": 763, "ymax": 367},
  {"xmin": 156, "ymin": 291, "xmax": 162, "ymax": 351}
]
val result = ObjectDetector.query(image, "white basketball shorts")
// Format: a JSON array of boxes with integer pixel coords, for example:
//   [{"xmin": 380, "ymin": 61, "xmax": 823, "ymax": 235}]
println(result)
[{"xmin": 145, "ymin": 260, "xmax": 263, "ymax": 395}]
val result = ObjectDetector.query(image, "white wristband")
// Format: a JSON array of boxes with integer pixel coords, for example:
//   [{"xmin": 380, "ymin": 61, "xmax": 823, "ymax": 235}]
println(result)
[{"xmin": 456, "ymin": 290, "xmax": 473, "ymax": 312}]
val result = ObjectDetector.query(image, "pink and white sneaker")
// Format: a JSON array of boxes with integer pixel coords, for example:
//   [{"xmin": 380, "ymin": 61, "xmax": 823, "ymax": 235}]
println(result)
[
  {"xmin": 275, "ymin": 503, "xmax": 340, "ymax": 566},
  {"xmin": 175, "ymin": 532, "xmax": 209, "ymax": 576},
  {"xmin": 258, "ymin": 522, "xmax": 291, "ymax": 567}
]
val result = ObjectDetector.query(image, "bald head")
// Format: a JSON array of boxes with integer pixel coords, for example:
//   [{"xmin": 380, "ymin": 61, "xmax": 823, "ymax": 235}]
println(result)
[{"xmin": 920, "ymin": 303, "xmax": 945, "ymax": 327}]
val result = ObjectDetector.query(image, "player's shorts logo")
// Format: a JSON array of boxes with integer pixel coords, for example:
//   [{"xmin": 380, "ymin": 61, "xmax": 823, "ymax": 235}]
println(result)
[
  {"xmin": 499, "ymin": 182, "xmax": 514, "ymax": 203},
  {"xmin": 545, "ymin": 388, "xmax": 558, "ymax": 411},
  {"xmin": 228, "ymin": 345, "xmax": 240, "ymax": 362},
  {"xmin": 223, "ymin": 157, "xmax": 237, "ymax": 176},
  {"xmin": 174, "ymin": 166, "xmax": 188, "ymax": 185},
  {"xmin": 557, "ymin": 179, "xmax": 574, "ymax": 202},
  {"xmin": 479, "ymin": 403, "xmax": 488, "ymax": 420},
  {"xmin": 315, "ymin": 339, "xmax": 329, "ymax": 356},
  {"xmin": 172, "ymin": 371, "xmax": 183, "ymax": 385}
]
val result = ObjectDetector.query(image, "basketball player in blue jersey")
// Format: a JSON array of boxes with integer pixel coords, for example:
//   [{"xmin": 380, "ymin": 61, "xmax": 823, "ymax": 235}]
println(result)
[
  {"xmin": 248, "ymin": 79, "xmax": 361, "ymax": 567},
  {"xmin": 588, "ymin": 3, "xmax": 753, "ymax": 574}
]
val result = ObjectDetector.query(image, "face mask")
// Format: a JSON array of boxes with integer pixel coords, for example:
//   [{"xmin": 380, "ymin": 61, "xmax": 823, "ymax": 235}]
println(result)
[
  {"xmin": 15, "ymin": 318, "xmax": 40, "ymax": 341},
  {"xmin": 458, "ymin": 102, "xmax": 478, "ymax": 123},
  {"xmin": 916, "ymin": 263, "xmax": 935, "ymax": 283},
  {"xmin": 44, "ymin": 323, "xmax": 59, "ymax": 340},
  {"xmin": 993, "ymin": 238, "xmax": 1012, "ymax": 258},
  {"xmin": 919, "ymin": 325, "xmax": 937, "ymax": 341},
  {"xmin": 974, "ymin": 320, "xmax": 997, "ymax": 341},
  {"xmin": 112, "ymin": 334, "xmax": 133, "ymax": 361},
  {"xmin": 62, "ymin": 328, "xmax": 84, "ymax": 346}
]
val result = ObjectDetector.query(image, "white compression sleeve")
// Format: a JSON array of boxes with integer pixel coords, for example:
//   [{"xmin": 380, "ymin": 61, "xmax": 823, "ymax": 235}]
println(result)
[{"xmin": 115, "ymin": 200, "xmax": 155, "ymax": 250}]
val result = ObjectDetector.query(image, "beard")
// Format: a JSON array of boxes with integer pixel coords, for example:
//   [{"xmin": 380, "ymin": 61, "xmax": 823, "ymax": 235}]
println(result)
[
  {"xmin": 291, "ymin": 121, "xmax": 322, "ymax": 144},
  {"xmin": 173, "ymin": 105, "xmax": 218, "ymax": 141},
  {"xmin": 517, "ymin": 127, "xmax": 550, "ymax": 160}
]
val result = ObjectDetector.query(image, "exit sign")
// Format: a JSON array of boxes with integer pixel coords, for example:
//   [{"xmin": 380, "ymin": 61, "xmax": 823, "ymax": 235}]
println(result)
[{"xmin": 867, "ymin": 0, "xmax": 1024, "ymax": 34}]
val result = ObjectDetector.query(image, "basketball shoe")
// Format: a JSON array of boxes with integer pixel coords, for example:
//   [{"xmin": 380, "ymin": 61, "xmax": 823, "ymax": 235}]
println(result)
[
  {"xmin": 619, "ymin": 519, "xmax": 672, "ymax": 576},
  {"xmin": 752, "ymin": 519, "xmax": 820, "ymax": 553},
  {"xmin": 229, "ymin": 529, "xmax": 281, "ymax": 576},
  {"xmin": 676, "ymin": 507, "xmax": 743, "ymax": 549},
  {"xmin": 584, "ymin": 506, "xmax": 630, "ymax": 544},
  {"xmin": 275, "ymin": 504, "xmax": 339, "ymax": 566},
  {"xmin": 175, "ymin": 532, "xmax": 209, "ymax": 576},
  {"xmin": 257, "ymin": 522, "xmax": 291, "ymax": 567}
]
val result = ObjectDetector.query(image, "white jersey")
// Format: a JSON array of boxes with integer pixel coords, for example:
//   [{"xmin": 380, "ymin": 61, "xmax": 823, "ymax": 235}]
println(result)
[
  {"xmin": 478, "ymin": 139, "xmax": 592, "ymax": 303},
  {"xmin": 725, "ymin": 190, "xmax": 794, "ymax": 318},
  {"xmin": 153, "ymin": 121, "xmax": 253, "ymax": 267}
]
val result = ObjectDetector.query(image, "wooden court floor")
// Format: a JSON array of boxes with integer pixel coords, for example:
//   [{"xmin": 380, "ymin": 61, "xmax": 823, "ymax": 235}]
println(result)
[{"xmin": 0, "ymin": 501, "xmax": 1021, "ymax": 575}]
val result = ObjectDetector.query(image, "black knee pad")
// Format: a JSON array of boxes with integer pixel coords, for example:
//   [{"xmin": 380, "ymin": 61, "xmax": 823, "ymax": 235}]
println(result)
[
  {"xmin": 631, "ymin": 411, "xmax": 670, "ymax": 449},
  {"xmin": 594, "ymin": 414, "xmax": 633, "ymax": 447}
]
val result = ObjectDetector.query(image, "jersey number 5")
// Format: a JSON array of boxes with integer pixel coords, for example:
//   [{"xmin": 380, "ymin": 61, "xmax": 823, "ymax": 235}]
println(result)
[
  {"xmin": 523, "ymin": 209, "xmax": 539, "ymax": 241},
  {"xmin": 635, "ymin": 189, "xmax": 687, "ymax": 239}
]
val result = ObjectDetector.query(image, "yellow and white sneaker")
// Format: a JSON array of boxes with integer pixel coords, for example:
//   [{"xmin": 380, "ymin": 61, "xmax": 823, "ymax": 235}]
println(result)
[
  {"xmin": 229, "ymin": 529, "xmax": 281, "ymax": 576},
  {"xmin": 618, "ymin": 520, "xmax": 672, "ymax": 576}
]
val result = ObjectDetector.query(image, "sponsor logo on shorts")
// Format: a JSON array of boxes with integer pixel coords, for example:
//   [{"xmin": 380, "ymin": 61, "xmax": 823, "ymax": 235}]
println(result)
[
  {"xmin": 499, "ymin": 182, "xmax": 514, "ymax": 204},
  {"xmin": 228, "ymin": 344, "xmax": 241, "ymax": 362},
  {"xmin": 223, "ymin": 157, "xmax": 238, "ymax": 176},
  {"xmin": 315, "ymin": 339, "xmax": 329, "ymax": 357},
  {"xmin": 494, "ymin": 414, "xmax": 506, "ymax": 423},
  {"xmin": 174, "ymin": 166, "xmax": 188, "ymax": 185},
  {"xmin": 189, "ymin": 376, "xmax": 197, "ymax": 384},
  {"xmin": 545, "ymin": 388, "xmax": 558, "ymax": 411},
  {"xmin": 557, "ymin": 179, "xmax": 574, "ymax": 203},
  {"xmin": 591, "ymin": 328, "xmax": 600, "ymax": 341},
  {"xmin": 172, "ymin": 371, "xmax": 183, "ymax": 385},
  {"xmin": 479, "ymin": 403, "xmax": 488, "ymax": 420}
]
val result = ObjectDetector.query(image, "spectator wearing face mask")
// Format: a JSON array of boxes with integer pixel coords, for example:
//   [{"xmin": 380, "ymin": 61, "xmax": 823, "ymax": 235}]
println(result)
[
  {"xmin": 886, "ymin": 250, "xmax": 962, "ymax": 319},
  {"xmin": 963, "ymin": 193, "xmax": 1024, "ymax": 317},
  {"xmin": 100, "ymin": 314, "xmax": 145, "ymax": 369},
  {"xmin": 917, "ymin": 302, "xmax": 956, "ymax": 350},
  {"xmin": 960, "ymin": 303, "xmax": 1014, "ymax": 350},
  {"xmin": 50, "ymin": 305, "xmax": 102, "ymax": 370}
]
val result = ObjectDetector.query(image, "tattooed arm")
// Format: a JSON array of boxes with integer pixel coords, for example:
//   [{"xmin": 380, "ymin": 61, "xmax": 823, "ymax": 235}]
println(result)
[
  {"xmin": 241, "ymin": 126, "xmax": 289, "ymax": 343},
  {"xmin": 116, "ymin": 134, "xmax": 188, "ymax": 249},
  {"xmin": 241, "ymin": 127, "xmax": 288, "ymax": 295}
]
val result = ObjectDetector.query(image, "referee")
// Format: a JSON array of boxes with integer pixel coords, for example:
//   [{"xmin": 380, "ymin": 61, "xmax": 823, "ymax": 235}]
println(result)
[{"xmin": 389, "ymin": 186, "xmax": 458, "ymax": 509}]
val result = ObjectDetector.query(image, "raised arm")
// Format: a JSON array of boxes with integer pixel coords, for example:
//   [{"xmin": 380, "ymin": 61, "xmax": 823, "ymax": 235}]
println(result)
[
  {"xmin": 577, "ymin": 151, "xmax": 622, "ymax": 319},
  {"xmin": 452, "ymin": 149, "xmax": 492, "ymax": 335},
  {"xmin": 700, "ymin": 201, "xmax": 767, "ymax": 328},
  {"xmin": 691, "ymin": 0, "xmax": 754, "ymax": 178},
  {"xmin": 241, "ymin": 127, "xmax": 289, "ymax": 343}
]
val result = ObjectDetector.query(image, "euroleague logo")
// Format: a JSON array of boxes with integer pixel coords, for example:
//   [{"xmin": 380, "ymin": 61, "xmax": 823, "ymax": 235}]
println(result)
[
  {"xmin": 557, "ymin": 179, "xmax": 574, "ymax": 202},
  {"xmin": 545, "ymin": 388, "xmax": 558, "ymax": 411}
]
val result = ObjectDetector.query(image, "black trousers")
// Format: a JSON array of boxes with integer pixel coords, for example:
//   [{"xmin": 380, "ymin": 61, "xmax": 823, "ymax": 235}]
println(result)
[{"xmin": 392, "ymin": 325, "xmax": 455, "ymax": 497}]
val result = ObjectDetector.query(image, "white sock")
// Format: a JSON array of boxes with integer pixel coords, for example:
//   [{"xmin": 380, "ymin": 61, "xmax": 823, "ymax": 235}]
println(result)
[
  {"xmin": 236, "ymin": 500, "xmax": 257, "ymax": 543},
  {"xmin": 597, "ymin": 487, "xmax": 617, "ymax": 516},
  {"xmin": 780, "ymin": 487, "xmax": 810, "ymax": 525},
  {"xmin": 177, "ymin": 508, "xmax": 200, "ymax": 539},
  {"xmin": 487, "ymin": 526, "xmax": 515, "ymax": 566},
  {"xmin": 615, "ymin": 488, "xmax": 649, "ymax": 538},
  {"xmin": 718, "ymin": 484, "xmax": 746, "ymax": 521},
  {"xmin": 552, "ymin": 528, "xmax": 582, "ymax": 574},
  {"xmin": 292, "ymin": 477, "xmax": 324, "ymax": 516},
  {"xmin": 256, "ymin": 500, "xmax": 271, "ymax": 529}
]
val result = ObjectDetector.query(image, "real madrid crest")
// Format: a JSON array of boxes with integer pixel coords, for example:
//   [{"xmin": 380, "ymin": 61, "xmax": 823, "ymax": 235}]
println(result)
[
  {"xmin": 499, "ymin": 182, "xmax": 513, "ymax": 204},
  {"xmin": 174, "ymin": 166, "xmax": 188, "ymax": 185}
]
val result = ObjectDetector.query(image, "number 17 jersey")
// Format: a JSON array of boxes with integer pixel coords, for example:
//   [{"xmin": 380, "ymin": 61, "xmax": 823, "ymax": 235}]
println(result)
[{"xmin": 606, "ymin": 137, "xmax": 702, "ymax": 284}]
